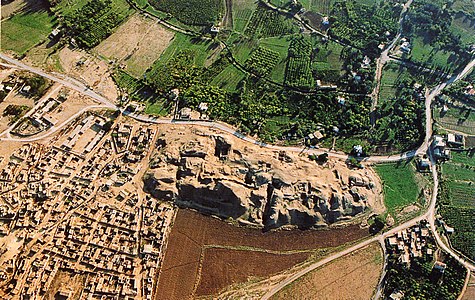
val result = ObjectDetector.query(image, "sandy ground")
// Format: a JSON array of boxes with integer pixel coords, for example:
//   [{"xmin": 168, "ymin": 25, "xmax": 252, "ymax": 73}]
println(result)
[
  {"xmin": 272, "ymin": 242, "xmax": 383, "ymax": 300},
  {"xmin": 58, "ymin": 47, "xmax": 118, "ymax": 102},
  {"xmin": 46, "ymin": 88, "xmax": 100, "ymax": 125},
  {"xmin": 1, "ymin": 0, "xmax": 25, "ymax": 20},
  {"xmin": 94, "ymin": 13, "xmax": 174, "ymax": 77}
]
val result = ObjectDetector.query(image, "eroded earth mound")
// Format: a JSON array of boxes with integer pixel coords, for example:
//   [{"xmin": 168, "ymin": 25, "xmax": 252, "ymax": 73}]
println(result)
[{"xmin": 144, "ymin": 126, "xmax": 384, "ymax": 230}]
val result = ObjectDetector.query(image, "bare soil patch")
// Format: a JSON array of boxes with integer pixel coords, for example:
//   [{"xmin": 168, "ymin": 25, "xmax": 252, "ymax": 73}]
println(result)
[
  {"xmin": 94, "ymin": 14, "xmax": 174, "ymax": 77},
  {"xmin": 272, "ymin": 242, "xmax": 383, "ymax": 300},
  {"xmin": 173, "ymin": 209, "xmax": 369, "ymax": 251},
  {"xmin": 462, "ymin": 273, "xmax": 475, "ymax": 300},
  {"xmin": 196, "ymin": 248, "xmax": 310, "ymax": 296},
  {"xmin": 58, "ymin": 47, "xmax": 118, "ymax": 102},
  {"xmin": 303, "ymin": 11, "xmax": 326, "ymax": 32},
  {"xmin": 156, "ymin": 209, "xmax": 370, "ymax": 300}
]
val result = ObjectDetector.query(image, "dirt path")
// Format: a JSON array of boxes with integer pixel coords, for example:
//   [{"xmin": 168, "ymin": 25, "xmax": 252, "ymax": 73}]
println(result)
[{"xmin": 223, "ymin": 0, "xmax": 234, "ymax": 29}]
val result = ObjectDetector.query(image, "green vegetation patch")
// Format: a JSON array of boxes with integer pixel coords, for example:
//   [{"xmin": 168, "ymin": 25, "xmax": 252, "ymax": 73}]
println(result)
[
  {"xmin": 372, "ymin": 81, "xmax": 425, "ymax": 151},
  {"xmin": 285, "ymin": 36, "xmax": 314, "ymax": 88},
  {"xmin": 434, "ymin": 106, "xmax": 475, "ymax": 135},
  {"xmin": 57, "ymin": 0, "xmax": 133, "ymax": 48},
  {"xmin": 244, "ymin": 3, "xmax": 299, "ymax": 38},
  {"xmin": 1, "ymin": 10, "xmax": 57, "ymax": 55},
  {"xmin": 439, "ymin": 151, "xmax": 475, "ymax": 260},
  {"xmin": 330, "ymin": 0, "xmax": 400, "ymax": 55},
  {"xmin": 232, "ymin": 0, "xmax": 258, "ymax": 33},
  {"xmin": 375, "ymin": 161, "xmax": 419, "ymax": 217},
  {"xmin": 148, "ymin": 0, "xmax": 222, "ymax": 25},
  {"xmin": 402, "ymin": 0, "xmax": 474, "ymax": 72},
  {"xmin": 245, "ymin": 46, "xmax": 280, "ymax": 77},
  {"xmin": 157, "ymin": 33, "xmax": 217, "ymax": 67}
]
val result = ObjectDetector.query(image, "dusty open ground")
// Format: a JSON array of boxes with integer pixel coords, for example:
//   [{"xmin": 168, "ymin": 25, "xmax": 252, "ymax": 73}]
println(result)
[
  {"xmin": 272, "ymin": 242, "xmax": 383, "ymax": 300},
  {"xmin": 94, "ymin": 13, "xmax": 174, "ymax": 77},
  {"xmin": 155, "ymin": 209, "xmax": 370, "ymax": 300},
  {"xmin": 58, "ymin": 47, "xmax": 118, "ymax": 101}
]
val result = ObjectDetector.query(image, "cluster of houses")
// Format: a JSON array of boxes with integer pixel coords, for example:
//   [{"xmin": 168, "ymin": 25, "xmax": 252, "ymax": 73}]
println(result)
[
  {"xmin": 386, "ymin": 221, "xmax": 450, "ymax": 300},
  {"xmin": 386, "ymin": 221, "xmax": 434, "ymax": 266},
  {"xmin": 0, "ymin": 115, "xmax": 176, "ymax": 298}
]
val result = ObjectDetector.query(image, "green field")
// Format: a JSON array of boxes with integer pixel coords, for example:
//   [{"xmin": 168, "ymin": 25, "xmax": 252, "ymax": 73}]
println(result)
[
  {"xmin": 144, "ymin": 98, "xmax": 171, "ymax": 116},
  {"xmin": 1, "ymin": 11, "xmax": 57, "ymax": 55},
  {"xmin": 314, "ymin": 39, "xmax": 344, "ymax": 71},
  {"xmin": 409, "ymin": 37, "xmax": 457, "ymax": 71},
  {"xmin": 211, "ymin": 64, "xmax": 247, "ymax": 92},
  {"xmin": 449, "ymin": 16, "xmax": 475, "ymax": 46},
  {"xmin": 157, "ymin": 33, "xmax": 217, "ymax": 66},
  {"xmin": 148, "ymin": 0, "xmax": 222, "ymax": 25},
  {"xmin": 375, "ymin": 161, "xmax": 420, "ymax": 218},
  {"xmin": 260, "ymin": 36, "xmax": 293, "ymax": 83},
  {"xmin": 440, "ymin": 151, "xmax": 475, "ymax": 260},
  {"xmin": 434, "ymin": 105, "xmax": 475, "ymax": 135},
  {"xmin": 378, "ymin": 62, "xmax": 418, "ymax": 106},
  {"xmin": 452, "ymin": 0, "xmax": 475, "ymax": 13},
  {"xmin": 233, "ymin": 0, "xmax": 258, "ymax": 33}
]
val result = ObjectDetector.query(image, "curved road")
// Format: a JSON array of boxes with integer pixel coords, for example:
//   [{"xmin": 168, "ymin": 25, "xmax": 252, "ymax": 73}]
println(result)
[{"xmin": 2, "ymin": 53, "xmax": 475, "ymax": 298}]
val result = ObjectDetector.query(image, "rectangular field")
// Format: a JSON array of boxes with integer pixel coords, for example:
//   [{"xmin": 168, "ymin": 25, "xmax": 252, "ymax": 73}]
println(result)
[
  {"xmin": 94, "ymin": 14, "xmax": 174, "ymax": 77},
  {"xmin": 374, "ymin": 161, "xmax": 419, "ymax": 218},
  {"xmin": 156, "ymin": 209, "xmax": 369, "ymax": 299},
  {"xmin": 157, "ymin": 33, "xmax": 217, "ymax": 67},
  {"xmin": 440, "ymin": 150, "xmax": 475, "ymax": 260},
  {"xmin": 1, "ymin": 9, "xmax": 56, "ymax": 55},
  {"xmin": 434, "ymin": 106, "xmax": 475, "ymax": 135}
]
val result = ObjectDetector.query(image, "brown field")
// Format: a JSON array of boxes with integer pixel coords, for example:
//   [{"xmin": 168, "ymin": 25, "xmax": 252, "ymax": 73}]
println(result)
[
  {"xmin": 94, "ymin": 13, "xmax": 174, "ymax": 77},
  {"xmin": 272, "ymin": 242, "xmax": 383, "ymax": 300},
  {"xmin": 155, "ymin": 209, "xmax": 370, "ymax": 300},
  {"xmin": 196, "ymin": 248, "xmax": 310, "ymax": 296},
  {"xmin": 462, "ymin": 273, "xmax": 475, "ymax": 300}
]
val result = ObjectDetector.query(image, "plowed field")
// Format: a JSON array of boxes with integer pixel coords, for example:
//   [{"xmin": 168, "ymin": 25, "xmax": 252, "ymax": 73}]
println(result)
[{"xmin": 155, "ymin": 209, "xmax": 369, "ymax": 299}]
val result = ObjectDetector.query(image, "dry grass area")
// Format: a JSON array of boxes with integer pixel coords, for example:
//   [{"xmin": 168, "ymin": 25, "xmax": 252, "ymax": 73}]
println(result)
[
  {"xmin": 94, "ymin": 14, "xmax": 174, "ymax": 77},
  {"xmin": 462, "ymin": 273, "xmax": 475, "ymax": 300},
  {"xmin": 58, "ymin": 47, "xmax": 118, "ymax": 102},
  {"xmin": 272, "ymin": 242, "xmax": 383, "ymax": 300},
  {"xmin": 155, "ymin": 209, "xmax": 370, "ymax": 300}
]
